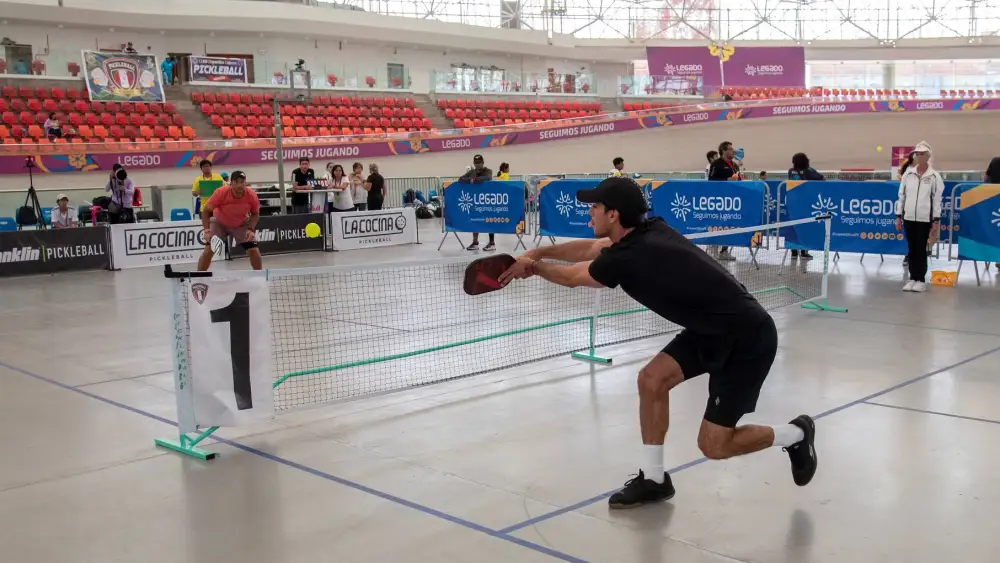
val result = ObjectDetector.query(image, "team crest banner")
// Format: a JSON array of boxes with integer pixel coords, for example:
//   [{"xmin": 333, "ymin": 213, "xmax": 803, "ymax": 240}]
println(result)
[{"xmin": 82, "ymin": 50, "xmax": 165, "ymax": 102}]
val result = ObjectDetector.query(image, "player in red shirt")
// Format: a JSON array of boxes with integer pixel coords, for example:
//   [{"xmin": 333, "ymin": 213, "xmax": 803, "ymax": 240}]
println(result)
[{"xmin": 197, "ymin": 170, "xmax": 262, "ymax": 271}]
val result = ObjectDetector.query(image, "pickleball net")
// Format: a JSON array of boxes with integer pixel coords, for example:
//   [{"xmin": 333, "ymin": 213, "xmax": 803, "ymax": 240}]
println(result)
[{"xmin": 256, "ymin": 216, "xmax": 834, "ymax": 411}]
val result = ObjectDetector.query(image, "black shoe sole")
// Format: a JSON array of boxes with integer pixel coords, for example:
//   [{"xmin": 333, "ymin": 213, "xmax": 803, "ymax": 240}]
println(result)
[
  {"xmin": 789, "ymin": 415, "xmax": 817, "ymax": 487},
  {"xmin": 608, "ymin": 489, "xmax": 675, "ymax": 510}
]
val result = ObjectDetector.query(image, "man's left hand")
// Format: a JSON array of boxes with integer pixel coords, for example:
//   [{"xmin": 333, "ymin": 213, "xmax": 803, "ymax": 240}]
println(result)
[{"xmin": 498, "ymin": 256, "xmax": 536, "ymax": 286}]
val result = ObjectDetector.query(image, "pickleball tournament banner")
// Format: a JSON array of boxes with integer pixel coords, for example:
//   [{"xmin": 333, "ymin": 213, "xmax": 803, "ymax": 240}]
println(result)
[
  {"xmin": 190, "ymin": 56, "xmax": 248, "ymax": 83},
  {"xmin": 650, "ymin": 180, "xmax": 766, "ymax": 247},
  {"xmin": 957, "ymin": 184, "xmax": 1000, "ymax": 262},
  {"xmin": 783, "ymin": 181, "xmax": 906, "ymax": 254},
  {"xmin": 81, "ymin": 50, "xmax": 165, "ymax": 102},
  {"xmin": 443, "ymin": 180, "xmax": 526, "ymax": 235}
]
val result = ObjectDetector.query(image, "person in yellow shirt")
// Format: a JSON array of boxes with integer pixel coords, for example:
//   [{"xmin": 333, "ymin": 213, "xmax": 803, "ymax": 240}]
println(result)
[
  {"xmin": 496, "ymin": 162, "xmax": 511, "ymax": 180},
  {"xmin": 192, "ymin": 159, "xmax": 225, "ymax": 217}
]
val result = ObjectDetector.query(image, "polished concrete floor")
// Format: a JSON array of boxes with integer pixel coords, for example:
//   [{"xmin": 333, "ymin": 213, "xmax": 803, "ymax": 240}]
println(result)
[{"xmin": 1, "ymin": 225, "xmax": 999, "ymax": 563}]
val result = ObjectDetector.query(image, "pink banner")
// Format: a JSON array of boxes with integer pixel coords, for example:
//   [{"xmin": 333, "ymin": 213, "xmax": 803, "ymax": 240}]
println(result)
[
  {"xmin": 721, "ymin": 46, "xmax": 806, "ymax": 88},
  {"xmin": 2, "ymin": 98, "xmax": 994, "ymax": 175}
]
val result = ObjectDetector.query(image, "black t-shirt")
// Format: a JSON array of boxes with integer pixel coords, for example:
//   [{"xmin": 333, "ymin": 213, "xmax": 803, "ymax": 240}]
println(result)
[
  {"xmin": 588, "ymin": 218, "xmax": 768, "ymax": 335},
  {"xmin": 366, "ymin": 173, "xmax": 385, "ymax": 204},
  {"xmin": 291, "ymin": 168, "xmax": 315, "ymax": 206},
  {"xmin": 708, "ymin": 158, "xmax": 742, "ymax": 181}
]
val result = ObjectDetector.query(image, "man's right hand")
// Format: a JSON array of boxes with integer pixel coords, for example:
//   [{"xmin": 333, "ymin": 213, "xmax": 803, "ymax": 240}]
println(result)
[
  {"xmin": 895, "ymin": 218, "xmax": 903, "ymax": 232},
  {"xmin": 203, "ymin": 228, "xmax": 213, "ymax": 244}
]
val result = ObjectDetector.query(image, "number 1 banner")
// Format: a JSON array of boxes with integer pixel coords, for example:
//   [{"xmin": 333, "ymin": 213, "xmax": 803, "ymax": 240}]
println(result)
[{"xmin": 186, "ymin": 276, "xmax": 274, "ymax": 430}]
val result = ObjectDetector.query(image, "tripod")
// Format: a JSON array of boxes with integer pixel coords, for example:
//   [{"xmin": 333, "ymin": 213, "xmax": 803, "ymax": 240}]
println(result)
[{"xmin": 22, "ymin": 158, "xmax": 47, "ymax": 230}]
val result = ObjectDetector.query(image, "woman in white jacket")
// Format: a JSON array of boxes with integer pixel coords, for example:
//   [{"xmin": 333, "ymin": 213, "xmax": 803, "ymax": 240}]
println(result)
[{"xmin": 895, "ymin": 141, "xmax": 943, "ymax": 292}]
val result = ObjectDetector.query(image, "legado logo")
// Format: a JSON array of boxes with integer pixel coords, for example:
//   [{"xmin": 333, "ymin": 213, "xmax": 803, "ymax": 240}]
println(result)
[
  {"xmin": 341, "ymin": 212, "xmax": 408, "ymax": 240},
  {"xmin": 672, "ymin": 193, "xmax": 744, "ymax": 222},
  {"xmin": 670, "ymin": 193, "xmax": 692, "ymax": 222},
  {"xmin": 812, "ymin": 193, "xmax": 897, "ymax": 227},
  {"xmin": 745, "ymin": 64, "xmax": 784, "ymax": 77},
  {"xmin": 458, "ymin": 191, "xmax": 474, "ymax": 213},
  {"xmin": 0, "ymin": 246, "xmax": 41, "ymax": 263},
  {"xmin": 917, "ymin": 101, "xmax": 945, "ymax": 110},
  {"xmin": 441, "ymin": 138, "xmax": 472, "ymax": 149},
  {"xmin": 683, "ymin": 112, "xmax": 710, "ymax": 123},
  {"xmin": 555, "ymin": 191, "xmax": 589, "ymax": 217},
  {"xmin": 663, "ymin": 63, "xmax": 702, "ymax": 76},
  {"xmin": 991, "ymin": 207, "xmax": 1000, "ymax": 228}
]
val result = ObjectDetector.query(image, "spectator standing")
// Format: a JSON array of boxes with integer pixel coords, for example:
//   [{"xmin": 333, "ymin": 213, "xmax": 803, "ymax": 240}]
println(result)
[
  {"xmin": 610, "ymin": 156, "xmax": 626, "ymax": 177},
  {"xmin": 51, "ymin": 194, "xmax": 76, "ymax": 229},
  {"xmin": 291, "ymin": 157, "xmax": 316, "ymax": 214},
  {"xmin": 105, "ymin": 164, "xmax": 135, "ymax": 224},
  {"xmin": 705, "ymin": 151, "xmax": 718, "ymax": 179},
  {"xmin": 349, "ymin": 162, "xmax": 367, "ymax": 211},
  {"xmin": 787, "ymin": 152, "xmax": 825, "ymax": 260},
  {"xmin": 461, "ymin": 154, "xmax": 495, "ymax": 251},
  {"xmin": 985, "ymin": 157, "xmax": 1000, "ymax": 183},
  {"xmin": 895, "ymin": 141, "xmax": 943, "ymax": 293},
  {"xmin": 707, "ymin": 141, "xmax": 741, "ymax": 260},
  {"xmin": 161, "ymin": 56, "xmax": 175, "ymax": 86},
  {"xmin": 192, "ymin": 159, "xmax": 224, "ymax": 217},
  {"xmin": 497, "ymin": 162, "xmax": 511, "ymax": 180},
  {"xmin": 324, "ymin": 163, "xmax": 353, "ymax": 212},
  {"xmin": 366, "ymin": 163, "xmax": 386, "ymax": 210},
  {"xmin": 759, "ymin": 171, "xmax": 768, "ymax": 181}
]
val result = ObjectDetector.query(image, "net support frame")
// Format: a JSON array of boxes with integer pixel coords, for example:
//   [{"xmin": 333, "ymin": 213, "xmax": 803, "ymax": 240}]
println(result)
[
  {"xmin": 570, "ymin": 290, "xmax": 613, "ymax": 364},
  {"xmin": 799, "ymin": 215, "xmax": 849, "ymax": 313}
]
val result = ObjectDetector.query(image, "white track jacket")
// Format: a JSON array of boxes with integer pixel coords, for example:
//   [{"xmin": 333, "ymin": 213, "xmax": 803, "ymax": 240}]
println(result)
[{"xmin": 896, "ymin": 166, "xmax": 944, "ymax": 223}]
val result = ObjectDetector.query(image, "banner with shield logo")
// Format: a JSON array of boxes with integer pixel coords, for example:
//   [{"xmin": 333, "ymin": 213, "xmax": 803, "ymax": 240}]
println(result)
[{"xmin": 81, "ymin": 50, "xmax": 166, "ymax": 102}]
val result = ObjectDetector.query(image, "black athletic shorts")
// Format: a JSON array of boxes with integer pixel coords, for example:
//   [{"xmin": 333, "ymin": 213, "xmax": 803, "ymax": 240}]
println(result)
[{"xmin": 662, "ymin": 315, "xmax": 778, "ymax": 428}]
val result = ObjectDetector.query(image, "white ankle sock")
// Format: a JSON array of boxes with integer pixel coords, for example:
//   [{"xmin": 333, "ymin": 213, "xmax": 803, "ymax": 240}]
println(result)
[
  {"xmin": 771, "ymin": 424, "xmax": 805, "ymax": 448},
  {"xmin": 642, "ymin": 445, "xmax": 664, "ymax": 483}
]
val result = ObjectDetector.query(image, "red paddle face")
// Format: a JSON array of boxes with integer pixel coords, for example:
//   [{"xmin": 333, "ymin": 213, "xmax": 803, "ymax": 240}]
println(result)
[{"xmin": 463, "ymin": 254, "xmax": 516, "ymax": 295}]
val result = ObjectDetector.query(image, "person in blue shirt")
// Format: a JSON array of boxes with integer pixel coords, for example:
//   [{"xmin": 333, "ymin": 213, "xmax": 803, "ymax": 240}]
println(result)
[
  {"xmin": 787, "ymin": 153, "xmax": 824, "ymax": 260},
  {"xmin": 160, "ymin": 56, "xmax": 175, "ymax": 86}
]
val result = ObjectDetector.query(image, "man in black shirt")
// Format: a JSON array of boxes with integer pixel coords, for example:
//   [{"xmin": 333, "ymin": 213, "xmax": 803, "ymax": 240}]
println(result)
[
  {"xmin": 498, "ymin": 177, "xmax": 817, "ymax": 509},
  {"xmin": 460, "ymin": 154, "xmax": 495, "ymax": 251},
  {"xmin": 707, "ymin": 141, "xmax": 742, "ymax": 260},
  {"xmin": 290, "ymin": 157, "xmax": 315, "ymax": 214},
  {"xmin": 365, "ymin": 163, "xmax": 386, "ymax": 210}
]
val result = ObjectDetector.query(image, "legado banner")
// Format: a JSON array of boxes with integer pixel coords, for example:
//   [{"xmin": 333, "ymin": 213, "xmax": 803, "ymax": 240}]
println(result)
[
  {"xmin": 537, "ymin": 178, "xmax": 601, "ymax": 239},
  {"xmin": 230, "ymin": 213, "xmax": 326, "ymax": 257},
  {"xmin": 329, "ymin": 207, "xmax": 417, "ymax": 250},
  {"xmin": 443, "ymin": 180, "xmax": 526, "ymax": 235},
  {"xmin": 649, "ymin": 180, "xmax": 766, "ymax": 247},
  {"xmin": 957, "ymin": 184, "xmax": 1000, "ymax": 262},
  {"xmin": 0, "ymin": 226, "xmax": 110, "ymax": 277},
  {"xmin": 189, "ymin": 56, "xmax": 248, "ymax": 83},
  {"xmin": 783, "ymin": 181, "xmax": 905, "ymax": 254},
  {"xmin": 110, "ymin": 220, "xmax": 224, "ymax": 269}
]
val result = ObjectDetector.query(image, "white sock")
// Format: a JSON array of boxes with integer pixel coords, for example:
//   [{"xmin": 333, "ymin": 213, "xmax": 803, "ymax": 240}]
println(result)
[
  {"xmin": 642, "ymin": 445, "xmax": 664, "ymax": 483},
  {"xmin": 771, "ymin": 424, "xmax": 805, "ymax": 448}
]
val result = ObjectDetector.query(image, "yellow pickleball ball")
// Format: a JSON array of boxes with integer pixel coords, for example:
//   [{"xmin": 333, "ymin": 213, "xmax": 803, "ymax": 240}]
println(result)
[
  {"xmin": 876, "ymin": 145, "xmax": 883, "ymax": 152},
  {"xmin": 305, "ymin": 222, "xmax": 321, "ymax": 238}
]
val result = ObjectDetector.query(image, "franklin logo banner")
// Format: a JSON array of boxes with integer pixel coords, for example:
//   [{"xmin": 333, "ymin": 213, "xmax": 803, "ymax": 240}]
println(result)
[
  {"xmin": 82, "ymin": 50, "xmax": 165, "ymax": 102},
  {"xmin": 783, "ymin": 181, "xmax": 905, "ymax": 254},
  {"xmin": 650, "ymin": 180, "xmax": 766, "ymax": 247},
  {"xmin": 957, "ymin": 184, "xmax": 1000, "ymax": 262},
  {"xmin": 538, "ymin": 178, "xmax": 602, "ymax": 239},
  {"xmin": 444, "ymin": 180, "xmax": 526, "ymax": 235}
]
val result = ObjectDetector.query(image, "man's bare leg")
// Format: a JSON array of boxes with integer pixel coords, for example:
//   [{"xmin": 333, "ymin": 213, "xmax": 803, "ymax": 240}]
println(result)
[
  {"xmin": 247, "ymin": 248, "xmax": 263, "ymax": 270},
  {"xmin": 196, "ymin": 246, "xmax": 214, "ymax": 271}
]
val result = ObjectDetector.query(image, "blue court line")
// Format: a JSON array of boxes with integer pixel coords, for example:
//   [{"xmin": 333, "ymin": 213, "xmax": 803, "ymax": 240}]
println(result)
[
  {"xmin": 863, "ymin": 401, "xmax": 1000, "ymax": 427},
  {"xmin": 0, "ymin": 359, "xmax": 588, "ymax": 563},
  {"xmin": 498, "ymin": 342, "xmax": 1000, "ymax": 535}
]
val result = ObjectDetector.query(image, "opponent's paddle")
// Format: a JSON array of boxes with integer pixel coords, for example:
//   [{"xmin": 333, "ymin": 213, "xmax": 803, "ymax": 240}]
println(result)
[{"xmin": 463, "ymin": 254, "xmax": 516, "ymax": 295}]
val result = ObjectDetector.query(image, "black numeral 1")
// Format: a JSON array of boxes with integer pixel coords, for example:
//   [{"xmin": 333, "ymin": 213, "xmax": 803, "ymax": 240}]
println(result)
[{"xmin": 210, "ymin": 292, "xmax": 252, "ymax": 410}]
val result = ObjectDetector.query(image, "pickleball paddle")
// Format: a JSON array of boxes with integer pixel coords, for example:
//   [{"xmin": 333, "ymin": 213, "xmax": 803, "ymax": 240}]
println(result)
[{"xmin": 463, "ymin": 254, "xmax": 516, "ymax": 295}]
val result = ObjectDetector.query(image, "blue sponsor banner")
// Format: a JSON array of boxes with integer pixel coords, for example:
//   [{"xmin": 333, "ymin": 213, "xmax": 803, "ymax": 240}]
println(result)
[
  {"xmin": 764, "ymin": 180, "xmax": 784, "ymax": 223},
  {"xmin": 537, "ymin": 178, "xmax": 600, "ymax": 238},
  {"xmin": 443, "ymin": 180, "xmax": 526, "ymax": 235},
  {"xmin": 940, "ymin": 181, "xmax": 969, "ymax": 240},
  {"xmin": 649, "ymin": 180, "xmax": 766, "ymax": 247},
  {"xmin": 783, "ymin": 180, "xmax": 906, "ymax": 254},
  {"xmin": 957, "ymin": 184, "xmax": 1000, "ymax": 262}
]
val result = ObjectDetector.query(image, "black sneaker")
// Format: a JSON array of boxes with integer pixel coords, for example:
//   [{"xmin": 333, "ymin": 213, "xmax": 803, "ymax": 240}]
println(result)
[
  {"xmin": 466, "ymin": 242, "xmax": 479, "ymax": 251},
  {"xmin": 784, "ymin": 415, "xmax": 817, "ymax": 486},
  {"xmin": 607, "ymin": 470, "xmax": 675, "ymax": 509}
]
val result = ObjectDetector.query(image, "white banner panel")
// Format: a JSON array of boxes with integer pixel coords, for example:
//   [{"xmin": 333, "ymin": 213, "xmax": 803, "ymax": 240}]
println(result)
[
  {"xmin": 188, "ymin": 277, "xmax": 274, "ymax": 428},
  {"xmin": 330, "ymin": 207, "xmax": 418, "ymax": 250},
  {"xmin": 110, "ymin": 220, "xmax": 223, "ymax": 269}
]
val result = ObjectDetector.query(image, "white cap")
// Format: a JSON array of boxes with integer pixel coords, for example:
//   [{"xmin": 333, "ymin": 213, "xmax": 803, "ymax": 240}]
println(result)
[
  {"xmin": 56, "ymin": 194, "xmax": 69, "ymax": 202},
  {"xmin": 914, "ymin": 140, "xmax": 932, "ymax": 153}
]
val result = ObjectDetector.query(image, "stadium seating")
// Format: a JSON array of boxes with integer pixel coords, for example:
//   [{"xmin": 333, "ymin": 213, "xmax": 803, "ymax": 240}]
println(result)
[
  {"xmin": 0, "ymin": 85, "xmax": 194, "ymax": 145},
  {"xmin": 194, "ymin": 91, "xmax": 431, "ymax": 138},
  {"xmin": 434, "ymin": 98, "xmax": 602, "ymax": 128}
]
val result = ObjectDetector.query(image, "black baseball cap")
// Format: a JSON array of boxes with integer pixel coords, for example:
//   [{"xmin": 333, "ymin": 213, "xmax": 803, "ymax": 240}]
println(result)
[
  {"xmin": 576, "ymin": 177, "xmax": 648, "ymax": 223},
  {"xmin": 230, "ymin": 170, "xmax": 247, "ymax": 181},
  {"xmin": 473, "ymin": 154, "xmax": 484, "ymax": 163}
]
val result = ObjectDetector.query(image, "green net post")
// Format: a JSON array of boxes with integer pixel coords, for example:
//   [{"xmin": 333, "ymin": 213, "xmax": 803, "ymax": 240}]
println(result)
[
  {"xmin": 801, "ymin": 215, "xmax": 847, "ymax": 313},
  {"xmin": 572, "ymin": 290, "xmax": 612, "ymax": 364},
  {"xmin": 155, "ymin": 426, "xmax": 220, "ymax": 460}
]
